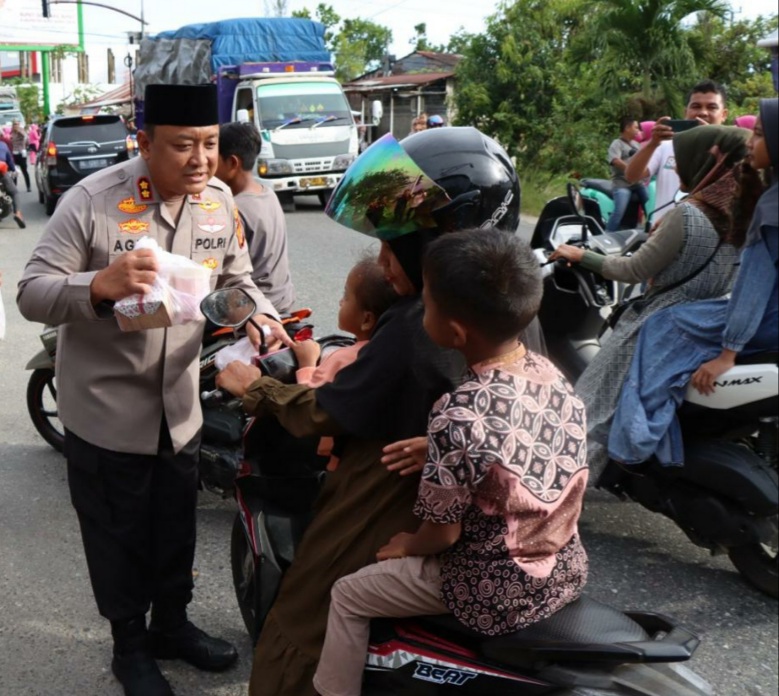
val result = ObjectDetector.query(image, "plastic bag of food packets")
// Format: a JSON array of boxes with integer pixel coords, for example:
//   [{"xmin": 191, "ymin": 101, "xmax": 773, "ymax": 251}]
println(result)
[{"xmin": 114, "ymin": 237, "xmax": 212, "ymax": 331}]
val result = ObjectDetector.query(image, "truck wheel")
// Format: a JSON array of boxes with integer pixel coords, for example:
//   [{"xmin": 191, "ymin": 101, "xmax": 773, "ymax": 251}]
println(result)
[
  {"xmin": 231, "ymin": 513, "xmax": 261, "ymax": 644},
  {"xmin": 728, "ymin": 516, "xmax": 778, "ymax": 598},
  {"xmin": 26, "ymin": 368, "xmax": 65, "ymax": 453},
  {"xmin": 277, "ymin": 192, "xmax": 295, "ymax": 213},
  {"xmin": 317, "ymin": 190, "xmax": 332, "ymax": 208}
]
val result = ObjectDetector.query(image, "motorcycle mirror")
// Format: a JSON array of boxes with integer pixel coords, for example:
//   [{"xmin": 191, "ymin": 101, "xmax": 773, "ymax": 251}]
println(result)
[
  {"xmin": 200, "ymin": 288, "xmax": 257, "ymax": 328},
  {"xmin": 566, "ymin": 182, "xmax": 588, "ymax": 244},
  {"xmin": 566, "ymin": 182, "xmax": 586, "ymax": 219}
]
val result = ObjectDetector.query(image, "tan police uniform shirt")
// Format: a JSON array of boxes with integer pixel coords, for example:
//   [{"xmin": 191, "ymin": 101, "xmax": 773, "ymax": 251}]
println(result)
[{"xmin": 17, "ymin": 156, "xmax": 277, "ymax": 455}]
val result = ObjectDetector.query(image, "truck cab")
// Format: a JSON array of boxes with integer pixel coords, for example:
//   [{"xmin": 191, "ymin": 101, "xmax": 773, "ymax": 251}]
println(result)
[{"xmin": 229, "ymin": 62, "xmax": 358, "ymax": 205}]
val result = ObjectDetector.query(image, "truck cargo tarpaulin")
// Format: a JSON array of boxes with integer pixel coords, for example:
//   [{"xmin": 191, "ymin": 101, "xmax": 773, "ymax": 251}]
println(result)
[{"xmin": 133, "ymin": 17, "xmax": 331, "ymax": 98}]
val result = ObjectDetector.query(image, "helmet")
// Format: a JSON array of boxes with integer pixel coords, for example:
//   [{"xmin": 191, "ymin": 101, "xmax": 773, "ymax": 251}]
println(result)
[
  {"xmin": 427, "ymin": 114, "xmax": 444, "ymax": 128},
  {"xmin": 325, "ymin": 127, "xmax": 520, "ymax": 289}
]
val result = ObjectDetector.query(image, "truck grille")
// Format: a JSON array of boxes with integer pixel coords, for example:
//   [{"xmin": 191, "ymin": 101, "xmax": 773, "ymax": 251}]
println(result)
[{"xmin": 292, "ymin": 158, "xmax": 334, "ymax": 173}]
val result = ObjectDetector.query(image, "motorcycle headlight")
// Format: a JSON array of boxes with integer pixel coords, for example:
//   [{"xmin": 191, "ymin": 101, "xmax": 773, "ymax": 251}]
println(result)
[
  {"xmin": 332, "ymin": 154, "xmax": 356, "ymax": 172},
  {"xmin": 257, "ymin": 158, "xmax": 294, "ymax": 177}
]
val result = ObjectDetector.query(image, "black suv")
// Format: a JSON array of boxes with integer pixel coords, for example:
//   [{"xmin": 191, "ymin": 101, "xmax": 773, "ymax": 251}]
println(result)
[{"xmin": 35, "ymin": 114, "xmax": 137, "ymax": 215}]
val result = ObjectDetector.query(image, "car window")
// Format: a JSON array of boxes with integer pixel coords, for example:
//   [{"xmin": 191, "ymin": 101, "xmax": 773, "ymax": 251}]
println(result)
[{"xmin": 50, "ymin": 119, "xmax": 127, "ymax": 144}]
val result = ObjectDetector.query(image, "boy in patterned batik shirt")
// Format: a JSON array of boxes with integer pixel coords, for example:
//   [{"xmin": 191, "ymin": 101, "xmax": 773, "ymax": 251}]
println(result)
[{"xmin": 312, "ymin": 229, "xmax": 589, "ymax": 696}]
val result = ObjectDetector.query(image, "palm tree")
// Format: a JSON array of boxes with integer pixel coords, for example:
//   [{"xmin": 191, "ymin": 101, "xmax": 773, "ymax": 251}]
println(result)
[{"xmin": 578, "ymin": 0, "xmax": 729, "ymax": 114}]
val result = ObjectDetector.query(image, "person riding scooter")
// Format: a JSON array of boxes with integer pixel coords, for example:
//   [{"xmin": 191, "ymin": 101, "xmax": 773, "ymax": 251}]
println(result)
[{"xmin": 216, "ymin": 127, "xmax": 537, "ymax": 696}]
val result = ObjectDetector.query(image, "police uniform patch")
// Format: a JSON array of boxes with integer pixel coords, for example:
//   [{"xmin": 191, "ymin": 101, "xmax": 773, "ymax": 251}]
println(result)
[
  {"xmin": 198, "ymin": 219, "xmax": 226, "ymax": 233},
  {"xmin": 234, "ymin": 208, "xmax": 245, "ymax": 249},
  {"xmin": 198, "ymin": 199, "xmax": 222, "ymax": 212},
  {"xmin": 137, "ymin": 177, "xmax": 153, "ymax": 201},
  {"xmin": 118, "ymin": 219, "xmax": 150, "ymax": 234},
  {"xmin": 117, "ymin": 197, "xmax": 148, "ymax": 214},
  {"xmin": 202, "ymin": 257, "xmax": 219, "ymax": 270}
]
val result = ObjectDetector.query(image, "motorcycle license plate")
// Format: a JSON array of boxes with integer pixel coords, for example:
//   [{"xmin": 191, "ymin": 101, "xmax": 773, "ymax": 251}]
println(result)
[
  {"xmin": 300, "ymin": 176, "xmax": 327, "ymax": 188},
  {"xmin": 40, "ymin": 328, "xmax": 58, "ymax": 355}
]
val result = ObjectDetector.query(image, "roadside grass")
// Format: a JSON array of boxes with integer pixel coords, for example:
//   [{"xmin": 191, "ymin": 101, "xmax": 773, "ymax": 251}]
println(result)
[{"xmin": 521, "ymin": 169, "xmax": 572, "ymax": 218}]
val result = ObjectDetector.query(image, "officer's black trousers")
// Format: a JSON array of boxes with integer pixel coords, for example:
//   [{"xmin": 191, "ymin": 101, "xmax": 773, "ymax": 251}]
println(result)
[{"xmin": 65, "ymin": 425, "xmax": 200, "ymax": 623}]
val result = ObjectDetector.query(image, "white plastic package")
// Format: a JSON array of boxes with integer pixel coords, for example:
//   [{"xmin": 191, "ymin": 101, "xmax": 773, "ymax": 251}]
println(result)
[
  {"xmin": 214, "ymin": 336, "xmax": 258, "ymax": 370},
  {"xmin": 114, "ymin": 237, "xmax": 212, "ymax": 331}
]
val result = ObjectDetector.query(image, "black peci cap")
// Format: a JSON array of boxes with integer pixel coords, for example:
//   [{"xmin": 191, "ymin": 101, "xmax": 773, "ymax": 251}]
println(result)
[{"xmin": 144, "ymin": 84, "xmax": 219, "ymax": 127}]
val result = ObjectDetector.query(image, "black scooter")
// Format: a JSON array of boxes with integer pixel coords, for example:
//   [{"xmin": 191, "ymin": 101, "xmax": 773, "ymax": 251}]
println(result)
[
  {"xmin": 201, "ymin": 287, "xmax": 713, "ymax": 696},
  {"xmin": 532, "ymin": 184, "xmax": 779, "ymax": 599}
]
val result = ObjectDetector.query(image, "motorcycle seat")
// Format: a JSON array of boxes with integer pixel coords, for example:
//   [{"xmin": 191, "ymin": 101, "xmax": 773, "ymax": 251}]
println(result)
[
  {"xmin": 417, "ymin": 595, "xmax": 696, "ymax": 665},
  {"xmin": 581, "ymin": 178, "xmax": 614, "ymax": 196},
  {"xmin": 736, "ymin": 350, "xmax": 779, "ymax": 365},
  {"xmin": 581, "ymin": 178, "xmax": 645, "ymax": 202}
]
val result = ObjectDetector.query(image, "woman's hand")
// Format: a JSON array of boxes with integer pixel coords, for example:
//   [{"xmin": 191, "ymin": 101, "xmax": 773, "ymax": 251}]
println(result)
[
  {"xmin": 548, "ymin": 244, "xmax": 585, "ymax": 264},
  {"xmin": 376, "ymin": 532, "xmax": 414, "ymax": 561},
  {"xmin": 216, "ymin": 360, "xmax": 262, "ymax": 398},
  {"xmin": 382, "ymin": 436, "xmax": 427, "ymax": 476},
  {"xmin": 290, "ymin": 339, "xmax": 321, "ymax": 368},
  {"xmin": 690, "ymin": 350, "xmax": 737, "ymax": 396}
]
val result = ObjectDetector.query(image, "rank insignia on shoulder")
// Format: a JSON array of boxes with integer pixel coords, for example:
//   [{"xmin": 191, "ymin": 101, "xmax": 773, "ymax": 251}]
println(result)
[
  {"xmin": 117, "ymin": 197, "xmax": 148, "ymax": 214},
  {"xmin": 137, "ymin": 177, "xmax": 153, "ymax": 201},
  {"xmin": 202, "ymin": 257, "xmax": 219, "ymax": 270},
  {"xmin": 234, "ymin": 208, "xmax": 245, "ymax": 249},
  {"xmin": 118, "ymin": 219, "xmax": 150, "ymax": 234},
  {"xmin": 198, "ymin": 199, "xmax": 222, "ymax": 212}
]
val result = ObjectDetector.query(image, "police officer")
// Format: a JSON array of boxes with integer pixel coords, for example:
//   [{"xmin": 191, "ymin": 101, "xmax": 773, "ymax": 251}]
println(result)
[{"xmin": 17, "ymin": 84, "xmax": 289, "ymax": 696}]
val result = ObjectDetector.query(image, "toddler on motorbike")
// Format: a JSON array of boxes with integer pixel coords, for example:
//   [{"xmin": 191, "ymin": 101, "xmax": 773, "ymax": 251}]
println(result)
[
  {"xmin": 292, "ymin": 254, "xmax": 398, "ymax": 468},
  {"xmin": 312, "ymin": 228, "xmax": 589, "ymax": 696}
]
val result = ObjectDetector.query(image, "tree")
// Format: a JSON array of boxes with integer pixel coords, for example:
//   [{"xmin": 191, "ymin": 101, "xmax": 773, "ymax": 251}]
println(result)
[
  {"xmin": 688, "ymin": 13, "xmax": 778, "ymax": 112},
  {"xmin": 292, "ymin": 5, "xmax": 391, "ymax": 82},
  {"xmin": 292, "ymin": 3, "xmax": 341, "ymax": 53},
  {"xmin": 409, "ymin": 23, "xmax": 445, "ymax": 52},
  {"xmin": 452, "ymin": 0, "xmax": 584, "ymax": 164},
  {"xmin": 264, "ymin": 0, "xmax": 288, "ymax": 17},
  {"xmin": 575, "ymin": 0, "xmax": 729, "ymax": 115}
]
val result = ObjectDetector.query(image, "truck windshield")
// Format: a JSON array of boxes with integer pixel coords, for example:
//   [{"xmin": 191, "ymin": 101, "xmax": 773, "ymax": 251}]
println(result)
[{"xmin": 256, "ymin": 82, "xmax": 352, "ymax": 130}]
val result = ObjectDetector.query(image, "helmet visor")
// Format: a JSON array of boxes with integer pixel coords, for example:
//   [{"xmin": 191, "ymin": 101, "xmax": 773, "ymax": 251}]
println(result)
[{"xmin": 325, "ymin": 133, "xmax": 451, "ymax": 240}]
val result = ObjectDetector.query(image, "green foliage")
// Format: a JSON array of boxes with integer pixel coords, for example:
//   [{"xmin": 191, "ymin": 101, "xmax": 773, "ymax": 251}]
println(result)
[
  {"xmin": 55, "ymin": 84, "xmax": 104, "ymax": 115},
  {"xmin": 16, "ymin": 85, "xmax": 43, "ymax": 124},
  {"xmin": 409, "ymin": 23, "xmax": 445, "ymax": 52},
  {"xmin": 451, "ymin": 0, "xmax": 777, "ymax": 202},
  {"xmin": 292, "ymin": 4, "xmax": 391, "ymax": 82}
]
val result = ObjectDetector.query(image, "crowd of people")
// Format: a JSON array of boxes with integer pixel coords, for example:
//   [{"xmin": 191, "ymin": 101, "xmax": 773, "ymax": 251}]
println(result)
[{"xmin": 6, "ymin": 70, "xmax": 777, "ymax": 696}]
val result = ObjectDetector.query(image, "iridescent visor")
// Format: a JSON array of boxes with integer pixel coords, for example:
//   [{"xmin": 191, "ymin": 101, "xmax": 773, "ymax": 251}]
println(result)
[{"xmin": 325, "ymin": 133, "xmax": 451, "ymax": 240}]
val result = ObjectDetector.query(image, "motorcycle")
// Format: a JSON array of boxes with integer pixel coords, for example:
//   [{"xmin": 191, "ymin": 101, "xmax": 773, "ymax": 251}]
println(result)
[
  {"xmin": 579, "ymin": 177, "xmax": 656, "ymax": 231},
  {"xmin": 532, "ymin": 183, "xmax": 779, "ymax": 598},
  {"xmin": 0, "ymin": 169, "xmax": 17, "ymax": 224},
  {"xmin": 201, "ymin": 287, "xmax": 713, "ymax": 696},
  {"xmin": 24, "ymin": 306, "xmax": 314, "ymax": 499}
]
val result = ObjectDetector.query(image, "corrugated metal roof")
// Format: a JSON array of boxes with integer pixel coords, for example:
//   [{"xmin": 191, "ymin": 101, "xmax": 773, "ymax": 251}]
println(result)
[{"xmin": 343, "ymin": 71, "xmax": 453, "ymax": 92}]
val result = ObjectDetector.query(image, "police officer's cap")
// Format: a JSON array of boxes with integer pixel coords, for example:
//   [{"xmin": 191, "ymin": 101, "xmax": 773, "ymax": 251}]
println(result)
[{"xmin": 144, "ymin": 84, "xmax": 219, "ymax": 127}]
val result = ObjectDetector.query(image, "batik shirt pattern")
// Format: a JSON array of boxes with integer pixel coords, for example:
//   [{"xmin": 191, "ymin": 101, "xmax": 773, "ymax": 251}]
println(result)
[{"xmin": 414, "ymin": 348, "xmax": 589, "ymax": 636}]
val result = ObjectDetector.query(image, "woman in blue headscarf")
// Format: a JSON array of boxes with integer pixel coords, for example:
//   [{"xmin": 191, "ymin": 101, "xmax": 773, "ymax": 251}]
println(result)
[{"xmin": 608, "ymin": 97, "xmax": 778, "ymax": 467}]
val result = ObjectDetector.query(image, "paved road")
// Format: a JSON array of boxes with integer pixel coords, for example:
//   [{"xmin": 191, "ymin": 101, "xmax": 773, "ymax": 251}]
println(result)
[{"xmin": 0, "ymin": 190, "xmax": 776, "ymax": 695}]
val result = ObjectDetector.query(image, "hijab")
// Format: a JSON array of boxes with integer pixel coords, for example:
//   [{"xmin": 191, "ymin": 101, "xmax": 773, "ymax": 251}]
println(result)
[
  {"xmin": 746, "ymin": 98, "xmax": 779, "ymax": 247},
  {"xmin": 673, "ymin": 125, "xmax": 750, "ymax": 239}
]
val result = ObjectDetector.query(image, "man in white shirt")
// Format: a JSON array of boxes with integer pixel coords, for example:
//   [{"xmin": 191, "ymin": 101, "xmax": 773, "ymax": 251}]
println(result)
[{"xmin": 625, "ymin": 80, "xmax": 729, "ymax": 223}]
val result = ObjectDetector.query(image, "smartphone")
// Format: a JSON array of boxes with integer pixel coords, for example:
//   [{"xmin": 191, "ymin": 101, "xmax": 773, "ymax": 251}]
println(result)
[{"xmin": 667, "ymin": 119, "xmax": 699, "ymax": 133}]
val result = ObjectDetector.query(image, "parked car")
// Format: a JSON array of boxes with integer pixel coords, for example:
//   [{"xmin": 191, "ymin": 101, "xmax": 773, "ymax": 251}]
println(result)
[{"xmin": 35, "ymin": 114, "xmax": 137, "ymax": 215}]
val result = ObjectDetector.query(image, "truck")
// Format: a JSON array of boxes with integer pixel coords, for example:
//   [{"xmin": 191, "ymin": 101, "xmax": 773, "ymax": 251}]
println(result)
[
  {"xmin": 0, "ymin": 86, "xmax": 25, "ymax": 128},
  {"xmin": 133, "ymin": 18, "xmax": 358, "ymax": 207}
]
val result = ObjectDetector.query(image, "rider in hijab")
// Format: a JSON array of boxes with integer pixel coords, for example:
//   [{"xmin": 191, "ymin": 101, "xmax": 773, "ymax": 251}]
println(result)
[{"xmin": 609, "ymin": 98, "xmax": 778, "ymax": 467}]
